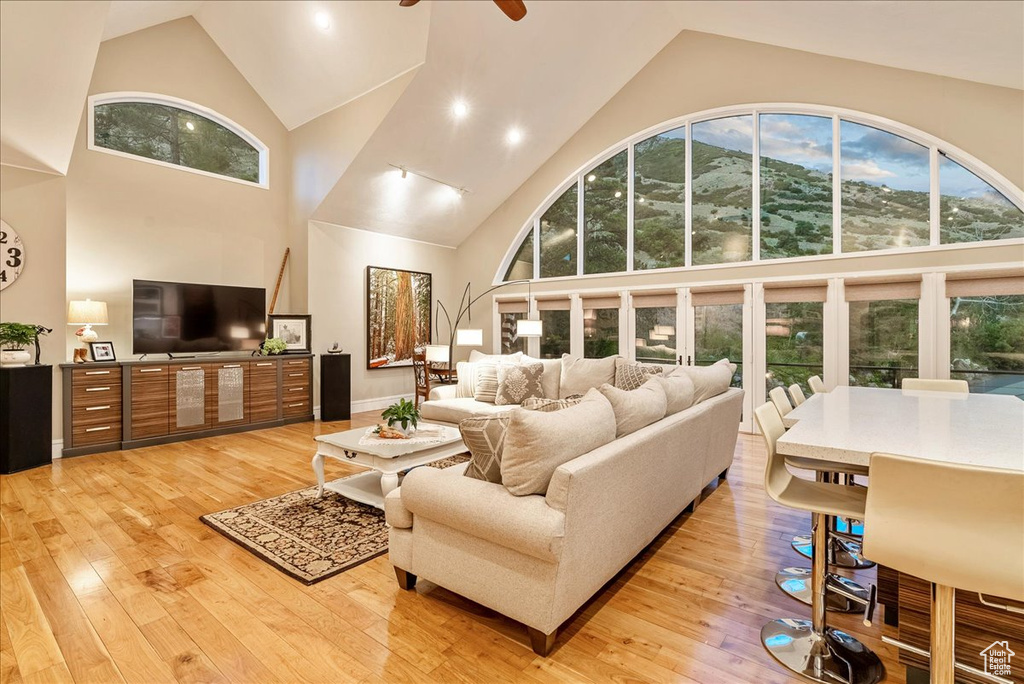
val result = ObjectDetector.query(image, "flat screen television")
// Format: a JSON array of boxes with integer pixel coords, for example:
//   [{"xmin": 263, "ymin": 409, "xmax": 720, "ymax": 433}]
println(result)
[{"xmin": 132, "ymin": 279, "xmax": 266, "ymax": 355}]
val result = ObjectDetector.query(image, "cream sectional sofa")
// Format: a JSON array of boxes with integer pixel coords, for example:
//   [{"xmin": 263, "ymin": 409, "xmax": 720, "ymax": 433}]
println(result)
[{"xmin": 385, "ymin": 386, "xmax": 744, "ymax": 655}]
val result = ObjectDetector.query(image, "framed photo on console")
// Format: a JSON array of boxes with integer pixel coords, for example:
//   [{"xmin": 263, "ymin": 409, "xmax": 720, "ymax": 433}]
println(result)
[
  {"xmin": 89, "ymin": 341, "xmax": 116, "ymax": 362},
  {"xmin": 268, "ymin": 314, "xmax": 312, "ymax": 353}
]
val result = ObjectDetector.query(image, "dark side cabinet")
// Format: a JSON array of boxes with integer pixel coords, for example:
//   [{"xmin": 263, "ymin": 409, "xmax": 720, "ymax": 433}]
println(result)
[
  {"xmin": 320, "ymin": 354, "xmax": 351, "ymax": 421},
  {"xmin": 1, "ymin": 365, "xmax": 53, "ymax": 474}
]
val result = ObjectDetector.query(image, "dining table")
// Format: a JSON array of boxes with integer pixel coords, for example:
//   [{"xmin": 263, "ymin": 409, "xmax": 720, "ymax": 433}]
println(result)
[{"xmin": 777, "ymin": 385, "xmax": 1024, "ymax": 472}]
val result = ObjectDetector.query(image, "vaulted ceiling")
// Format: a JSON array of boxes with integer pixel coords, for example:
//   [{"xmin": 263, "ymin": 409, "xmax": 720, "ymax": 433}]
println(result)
[{"xmin": 1, "ymin": 0, "xmax": 1021, "ymax": 244}]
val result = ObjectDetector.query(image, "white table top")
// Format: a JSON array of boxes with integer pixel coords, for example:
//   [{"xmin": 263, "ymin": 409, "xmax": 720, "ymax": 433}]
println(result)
[
  {"xmin": 315, "ymin": 423, "xmax": 463, "ymax": 459},
  {"xmin": 777, "ymin": 386, "xmax": 1024, "ymax": 472}
]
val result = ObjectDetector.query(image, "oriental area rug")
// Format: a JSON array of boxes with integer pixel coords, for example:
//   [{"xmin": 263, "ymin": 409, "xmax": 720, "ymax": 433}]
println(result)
[{"xmin": 200, "ymin": 454, "xmax": 469, "ymax": 584}]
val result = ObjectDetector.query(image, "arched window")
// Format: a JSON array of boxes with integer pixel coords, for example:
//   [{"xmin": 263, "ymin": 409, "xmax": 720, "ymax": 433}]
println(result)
[
  {"xmin": 88, "ymin": 93, "xmax": 268, "ymax": 187},
  {"xmin": 498, "ymin": 104, "xmax": 1023, "ymax": 283}
]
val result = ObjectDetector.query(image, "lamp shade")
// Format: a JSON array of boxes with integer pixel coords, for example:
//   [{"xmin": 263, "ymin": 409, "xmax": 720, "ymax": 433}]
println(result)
[
  {"xmin": 67, "ymin": 300, "xmax": 108, "ymax": 325},
  {"xmin": 424, "ymin": 344, "xmax": 449, "ymax": 363},
  {"xmin": 515, "ymin": 318, "xmax": 543, "ymax": 337},
  {"xmin": 455, "ymin": 328, "xmax": 483, "ymax": 347}
]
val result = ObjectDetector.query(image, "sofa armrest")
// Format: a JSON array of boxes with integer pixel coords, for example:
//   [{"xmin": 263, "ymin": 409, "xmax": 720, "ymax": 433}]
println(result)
[
  {"xmin": 400, "ymin": 467, "xmax": 565, "ymax": 561},
  {"xmin": 385, "ymin": 488, "xmax": 413, "ymax": 528},
  {"xmin": 428, "ymin": 385, "xmax": 458, "ymax": 401}
]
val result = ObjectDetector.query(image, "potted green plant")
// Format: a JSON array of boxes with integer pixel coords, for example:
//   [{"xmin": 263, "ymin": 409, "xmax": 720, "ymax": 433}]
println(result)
[
  {"xmin": 0, "ymin": 322, "xmax": 48, "ymax": 367},
  {"xmin": 259, "ymin": 337, "xmax": 287, "ymax": 356},
  {"xmin": 380, "ymin": 398, "xmax": 420, "ymax": 436}
]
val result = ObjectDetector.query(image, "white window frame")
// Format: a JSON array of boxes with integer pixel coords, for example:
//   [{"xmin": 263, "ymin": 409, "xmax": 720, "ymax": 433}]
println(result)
[
  {"xmin": 493, "ymin": 103, "xmax": 1024, "ymax": 286},
  {"xmin": 88, "ymin": 92, "xmax": 270, "ymax": 189}
]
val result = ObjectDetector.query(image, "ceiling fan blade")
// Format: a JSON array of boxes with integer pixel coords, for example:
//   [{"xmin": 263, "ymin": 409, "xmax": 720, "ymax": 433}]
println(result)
[
  {"xmin": 398, "ymin": 0, "xmax": 420, "ymax": 6},
  {"xmin": 493, "ymin": 0, "xmax": 527, "ymax": 21}
]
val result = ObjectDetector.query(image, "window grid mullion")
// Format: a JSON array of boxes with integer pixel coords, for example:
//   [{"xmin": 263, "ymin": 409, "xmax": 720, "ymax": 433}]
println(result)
[
  {"xmin": 832, "ymin": 115, "xmax": 842, "ymax": 255},
  {"xmin": 577, "ymin": 176, "xmax": 584, "ymax": 277},
  {"xmin": 685, "ymin": 121, "xmax": 693, "ymax": 268},
  {"xmin": 752, "ymin": 111, "xmax": 761, "ymax": 262},
  {"xmin": 929, "ymin": 147, "xmax": 941, "ymax": 246},
  {"xmin": 626, "ymin": 144, "xmax": 635, "ymax": 272}
]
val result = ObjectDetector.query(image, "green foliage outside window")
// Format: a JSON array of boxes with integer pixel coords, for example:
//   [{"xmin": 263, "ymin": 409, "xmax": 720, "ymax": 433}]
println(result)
[
  {"xmin": 765, "ymin": 301, "xmax": 824, "ymax": 396},
  {"xmin": 539, "ymin": 310, "xmax": 570, "ymax": 359},
  {"xmin": 634, "ymin": 128, "xmax": 686, "ymax": 270},
  {"xmin": 539, "ymin": 186, "xmax": 578, "ymax": 278},
  {"xmin": 94, "ymin": 102, "xmax": 260, "ymax": 183},
  {"xmin": 849, "ymin": 299, "xmax": 919, "ymax": 388},
  {"xmin": 950, "ymin": 295, "xmax": 1024, "ymax": 399}
]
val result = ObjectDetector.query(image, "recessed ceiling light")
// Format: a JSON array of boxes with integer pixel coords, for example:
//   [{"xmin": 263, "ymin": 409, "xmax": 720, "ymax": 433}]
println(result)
[
  {"xmin": 452, "ymin": 100, "xmax": 469, "ymax": 119},
  {"xmin": 314, "ymin": 11, "xmax": 331, "ymax": 30},
  {"xmin": 587, "ymin": 174, "xmax": 596, "ymax": 182},
  {"xmin": 185, "ymin": 121, "xmax": 195, "ymax": 131},
  {"xmin": 506, "ymin": 128, "xmax": 523, "ymax": 145}
]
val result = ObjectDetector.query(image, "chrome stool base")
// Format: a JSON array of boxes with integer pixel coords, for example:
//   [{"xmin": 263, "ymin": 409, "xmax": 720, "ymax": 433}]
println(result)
[
  {"xmin": 761, "ymin": 618, "xmax": 885, "ymax": 684},
  {"xmin": 775, "ymin": 568, "xmax": 871, "ymax": 613},
  {"xmin": 792, "ymin": 534, "xmax": 875, "ymax": 570}
]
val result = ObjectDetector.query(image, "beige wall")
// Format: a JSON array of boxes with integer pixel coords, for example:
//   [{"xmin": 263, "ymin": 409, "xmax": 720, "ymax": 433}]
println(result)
[
  {"xmin": 454, "ymin": 31, "xmax": 1024, "ymax": 349},
  {"xmin": 0, "ymin": 166, "xmax": 68, "ymax": 439},
  {"xmin": 308, "ymin": 220, "xmax": 456, "ymax": 407},
  {"xmin": 65, "ymin": 17, "xmax": 292, "ymax": 362}
]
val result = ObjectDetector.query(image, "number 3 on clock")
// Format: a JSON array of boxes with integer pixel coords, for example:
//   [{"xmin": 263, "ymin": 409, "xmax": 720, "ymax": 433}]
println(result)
[{"xmin": 0, "ymin": 220, "xmax": 25, "ymax": 291}]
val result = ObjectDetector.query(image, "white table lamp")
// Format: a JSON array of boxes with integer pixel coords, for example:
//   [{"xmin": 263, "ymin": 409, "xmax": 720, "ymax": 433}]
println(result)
[
  {"xmin": 516, "ymin": 318, "xmax": 543, "ymax": 338},
  {"xmin": 68, "ymin": 299, "xmax": 108, "ymax": 343},
  {"xmin": 424, "ymin": 344, "xmax": 449, "ymax": 363}
]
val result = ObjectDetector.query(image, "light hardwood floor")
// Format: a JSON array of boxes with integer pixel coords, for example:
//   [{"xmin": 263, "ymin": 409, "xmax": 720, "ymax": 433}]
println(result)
[{"xmin": 1, "ymin": 413, "xmax": 907, "ymax": 684}]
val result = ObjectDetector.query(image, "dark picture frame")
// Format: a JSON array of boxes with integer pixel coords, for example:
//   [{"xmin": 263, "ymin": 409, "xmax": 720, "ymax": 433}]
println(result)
[
  {"xmin": 89, "ymin": 341, "xmax": 116, "ymax": 362},
  {"xmin": 268, "ymin": 314, "xmax": 312, "ymax": 354},
  {"xmin": 366, "ymin": 266, "xmax": 432, "ymax": 370}
]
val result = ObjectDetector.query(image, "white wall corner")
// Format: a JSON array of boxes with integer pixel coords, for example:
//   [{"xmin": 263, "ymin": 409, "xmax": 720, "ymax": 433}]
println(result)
[{"xmin": 52, "ymin": 440, "xmax": 63, "ymax": 460}]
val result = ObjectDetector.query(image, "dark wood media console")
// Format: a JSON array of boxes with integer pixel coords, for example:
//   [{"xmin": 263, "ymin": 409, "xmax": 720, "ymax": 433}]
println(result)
[{"xmin": 60, "ymin": 354, "xmax": 314, "ymax": 457}]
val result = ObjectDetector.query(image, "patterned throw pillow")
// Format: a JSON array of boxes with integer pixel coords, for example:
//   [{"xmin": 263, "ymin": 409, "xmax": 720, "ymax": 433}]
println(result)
[
  {"xmin": 614, "ymin": 358, "xmax": 666, "ymax": 391},
  {"xmin": 460, "ymin": 415, "xmax": 510, "ymax": 483},
  {"xmin": 473, "ymin": 362, "xmax": 500, "ymax": 403},
  {"xmin": 495, "ymin": 363, "xmax": 544, "ymax": 405},
  {"xmin": 521, "ymin": 395, "xmax": 584, "ymax": 412}
]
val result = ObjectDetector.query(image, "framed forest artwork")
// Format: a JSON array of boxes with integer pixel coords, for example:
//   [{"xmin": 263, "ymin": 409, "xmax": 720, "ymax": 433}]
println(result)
[{"xmin": 366, "ymin": 266, "xmax": 432, "ymax": 370}]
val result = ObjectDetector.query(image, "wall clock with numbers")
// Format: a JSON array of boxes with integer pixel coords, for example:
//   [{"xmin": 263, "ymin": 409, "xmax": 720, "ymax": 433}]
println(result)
[{"xmin": 0, "ymin": 220, "xmax": 25, "ymax": 291}]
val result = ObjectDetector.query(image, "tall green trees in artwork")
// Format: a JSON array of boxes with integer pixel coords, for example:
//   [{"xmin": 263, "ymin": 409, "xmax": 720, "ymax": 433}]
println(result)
[{"xmin": 367, "ymin": 267, "xmax": 432, "ymax": 368}]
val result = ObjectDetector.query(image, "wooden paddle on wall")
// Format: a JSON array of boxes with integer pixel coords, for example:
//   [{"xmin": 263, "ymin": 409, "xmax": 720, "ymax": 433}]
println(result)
[{"xmin": 269, "ymin": 247, "xmax": 289, "ymax": 314}]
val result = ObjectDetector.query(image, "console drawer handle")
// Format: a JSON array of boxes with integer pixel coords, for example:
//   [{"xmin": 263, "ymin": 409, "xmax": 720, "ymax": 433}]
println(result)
[
  {"xmin": 289, "ymin": 373, "xmax": 303, "ymax": 377},
  {"xmin": 255, "ymin": 362, "xmax": 273, "ymax": 367},
  {"xmin": 288, "ymin": 402, "xmax": 304, "ymax": 408},
  {"xmin": 288, "ymin": 361, "xmax": 305, "ymax": 365},
  {"xmin": 288, "ymin": 387, "xmax": 305, "ymax": 391},
  {"xmin": 85, "ymin": 370, "xmax": 110, "ymax": 375},
  {"xmin": 85, "ymin": 405, "xmax": 111, "ymax": 411},
  {"xmin": 85, "ymin": 426, "xmax": 111, "ymax": 433},
  {"xmin": 181, "ymin": 366, "xmax": 203, "ymax": 371},
  {"xmin": 223, "ymin": 364, "xmax": 241, "ymax": 368},
  {"xmin": 139, "ymin": 368, "xmax": 163, "ymax": 373},
  {"xmin": 85, "ymin": 386, "xmax": 111, "ymax": 392}
]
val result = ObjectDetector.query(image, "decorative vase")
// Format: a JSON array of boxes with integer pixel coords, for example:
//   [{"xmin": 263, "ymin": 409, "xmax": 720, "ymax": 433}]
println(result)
[
  {"xmin": 393, "ymin": 423, "xmax": 416, "ymax": 437},
  {"xmin": 0, "ymin": 349, "xmax": 32, "ymax": 367}
]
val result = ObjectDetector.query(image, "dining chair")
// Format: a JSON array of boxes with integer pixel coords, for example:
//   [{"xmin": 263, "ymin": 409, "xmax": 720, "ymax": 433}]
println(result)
[
  {"xmin": 412, "ymin": 349, "xmax": 430, "ymax": 409},
  {"xmin": 755, "ymin": 402, "xmax": 883, "ymax": 684},
  {"xmin": 864, "ymin": 453, "xmax": 1024, "ymax": 684},
  {"xmin": 769, "ymin": 386, "xmax": 793, "ymax": 417},
  {"xmin": 808, "ymin": 375, "xmax": 826, "ymax": 394},
  {"xmin": 789, "ymin": 383, "xmax": 807, "ymax": 406},
  {"xmin": 901, "ymin": 378, "xmax": 969, "ymax": 393}
]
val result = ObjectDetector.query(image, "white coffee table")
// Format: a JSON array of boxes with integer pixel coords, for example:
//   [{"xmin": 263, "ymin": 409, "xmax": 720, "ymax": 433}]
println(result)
[{"xmin": 312, "ymin": 423, "xmax": 467, "ymax": 509}]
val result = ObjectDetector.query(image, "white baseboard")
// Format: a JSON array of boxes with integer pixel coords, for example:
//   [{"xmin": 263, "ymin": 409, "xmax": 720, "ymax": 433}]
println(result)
[
  {"xmin": 52, "ymin": 440, "xmax": 63, "ymax": 459},
  {"xmin": 314, "ymin": 394, "xmax": 411, "ymax": 421}
]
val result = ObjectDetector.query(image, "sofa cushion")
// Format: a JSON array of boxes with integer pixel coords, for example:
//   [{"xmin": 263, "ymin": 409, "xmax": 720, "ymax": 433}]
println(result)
[
  {"xmin": 651, "ymin": 373, "xmax": 696, "ymax": 415},
  {"xmin": 469, "ymin": 351, "xmax": 523, "ymax": 364},
  {"xmin": 501, "ymin": 388, "xmax": 616, "ymax": 496},
  {"xmin": 473, "ymin": 362, "xmax": 500, "ymax": 403},
  {"xmin": 559, "ymin": 354, "xmax": 618, "ymax": 398},
  {"xmin": 521, "ymin": 356, "xmax": 562, "ymax": 399},
  {"xmin": 670, "ymin": 359, "xmax": 736, "ymax": 404},
  {"xmin": 521, "ymin": 395, "xmax": 584, "ymax": 412},
  {"xmin": 459, "ymin": 415, "xmax": 511, "ymax": 483},
  {"xmin": 597, "ymin": 378, "xmax": 668, "ymax": 437},
  {"xmin": 614, "ymin": 358, "xmax": 666, "ymax": 391},
  {"xmin": 495, "ymin": 362, "xmax": 544, "ymax": 405},
  {"xmin": 420, "ymin": 397, "xmax": 514, "ymax": 424}
]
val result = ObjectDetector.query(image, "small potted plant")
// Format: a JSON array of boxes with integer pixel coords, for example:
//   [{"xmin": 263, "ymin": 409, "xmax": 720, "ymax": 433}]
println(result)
[
  {"xmin": 379, "ymin": 398, "xmax": 420, "ymax": 437},
  {"xmin": 259, "ymin": 337, "xmax": 287, "ymax": 356},
  {"xmin": 0, "ymin": 322, "xmax": 48, "ymax": 367}
]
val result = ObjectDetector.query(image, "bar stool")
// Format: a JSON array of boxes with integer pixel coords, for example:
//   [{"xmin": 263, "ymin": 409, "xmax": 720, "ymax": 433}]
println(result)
[
  {"xmin": 808, "ymin": 375, "xmax": 826, "ymax": 394},
  {"xmin": 757, "ymin": 400, "xmax": 874, "ymax": 612},
  {"xmin": 789, "ymin": 383, "xmax": 807, "ymax": 406},
  {"xmin": 769, "ymin": 386, "xmax": 794, "ymax": 417},
  {"xmin": 755, "ymin": 402, "xmax": 883, "ymax": 684},
  {"xmin": 900, "ymin": 378, "xmax": 969, "ymax": 393},
  {"xmin": 863, "ymin": 453, "xmax": 1023, "ymax": 684}
]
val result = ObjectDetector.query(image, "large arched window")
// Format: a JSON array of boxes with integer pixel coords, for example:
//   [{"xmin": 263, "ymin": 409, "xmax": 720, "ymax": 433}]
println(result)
[
  {"xmin": 88, "ymin": 93, "xmax": 269, "ymax": 188},
  {"xmin": 498, "ymin": 105, "xmax": 1023, "ymax": 283}
]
